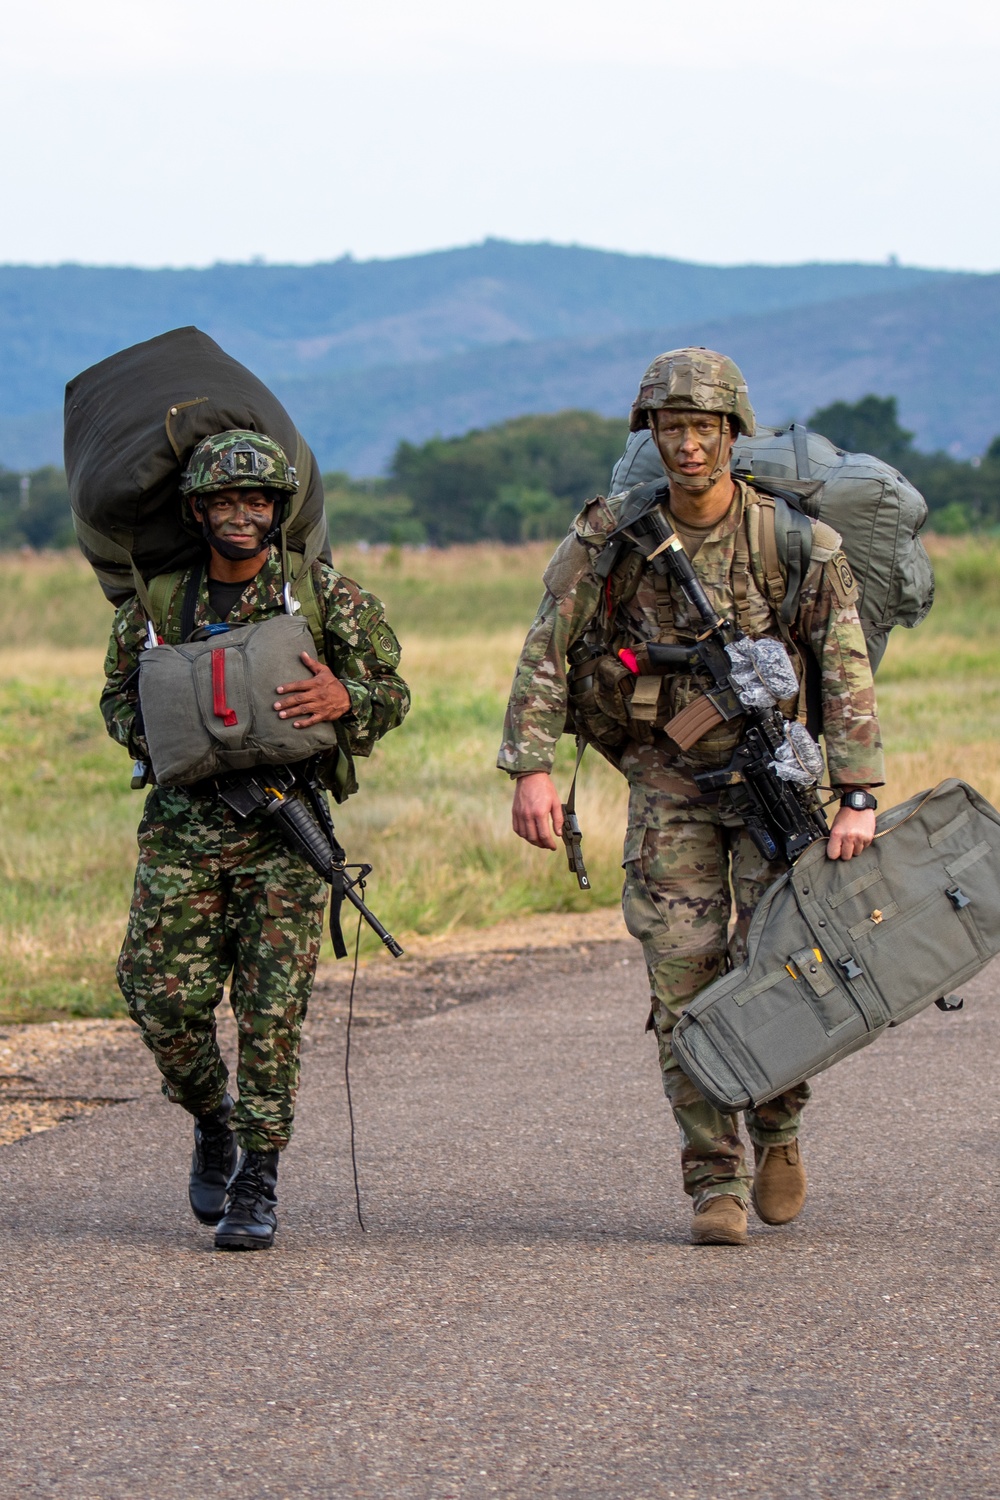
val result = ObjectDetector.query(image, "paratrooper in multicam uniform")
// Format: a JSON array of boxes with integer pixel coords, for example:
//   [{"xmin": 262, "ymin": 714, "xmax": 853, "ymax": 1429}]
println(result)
[
  {"xmin": 498, "ymin": 349, "xmax": 883, "ymax": 1246},
  {"xmin": 102, "ymin": 430, "xmax": 409, "ymax": 1249}
]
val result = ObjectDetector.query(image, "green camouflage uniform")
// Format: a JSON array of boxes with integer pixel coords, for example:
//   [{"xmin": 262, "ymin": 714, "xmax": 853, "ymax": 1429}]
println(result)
[
  {"xmin": 498, "ymin": 482, "xmax": 884, "ymax": 1208},
  {"xmin": 102, "ymin": 549, "xmax": 409, "ymax": 1152}
]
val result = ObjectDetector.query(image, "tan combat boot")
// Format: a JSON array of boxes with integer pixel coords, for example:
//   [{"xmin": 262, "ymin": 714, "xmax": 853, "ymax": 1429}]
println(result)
[
  {"xmin": 751, "ymin": 1140, "xmax": 807, "ymax": 1225},
  {"xmin": 690, "ymin": 1194, "xmax": 748, "ymax": 1246}
]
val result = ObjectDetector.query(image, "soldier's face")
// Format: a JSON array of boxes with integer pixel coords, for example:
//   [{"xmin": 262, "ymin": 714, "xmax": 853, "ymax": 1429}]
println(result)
[
  {"xmin": 652, "ymin": 410, "xmax": 730, "ymax": 488},
  {"xmin": 191, "ymin": 487, "xmax": 275, "ymax": 550}
]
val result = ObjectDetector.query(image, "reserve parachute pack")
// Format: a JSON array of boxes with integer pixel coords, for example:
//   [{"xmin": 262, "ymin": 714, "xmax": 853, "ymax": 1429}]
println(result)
[
  {"xmin": 609, "ymin": 424, "xmax": 935, "ymax": 672},
  {"xmin": 64, "ymin": 325, "xmax": 331, "ymax": 607},
  {"xmin": 138, "ymin": 614, "xmax": 341, "ymax": 787},
  {"xmin": 670, "ymin": 780, "xmax": 1000, "ymax": 1111}
]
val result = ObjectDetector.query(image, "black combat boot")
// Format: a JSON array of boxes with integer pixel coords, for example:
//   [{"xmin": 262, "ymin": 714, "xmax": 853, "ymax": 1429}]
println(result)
[
  {"xmin": 214, "ymin": 1149, "xmax": 280, "ymax": 1251},
  {"xmin": 188, "ymin": 1094, "xmax": 238, "ymax": 1225}
]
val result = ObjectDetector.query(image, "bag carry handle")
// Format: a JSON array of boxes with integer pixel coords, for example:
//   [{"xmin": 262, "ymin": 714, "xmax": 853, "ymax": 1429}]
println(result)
[{"xmin": 211, "ymin": 648, "xmax": 239, "ymax": 728}]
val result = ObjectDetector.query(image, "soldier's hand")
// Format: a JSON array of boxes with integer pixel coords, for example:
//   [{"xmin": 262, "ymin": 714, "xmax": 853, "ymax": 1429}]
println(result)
[
  {"xmin": 512, "ymin": 771, "xmax": 564, "ymax": 851},
  {"xmin": 274, "ymin": 652, "xmax": 352, "ymax": 727},
  {"xmin": 826, "ymin": 806, "xmax": 876, "ymax": 861}
]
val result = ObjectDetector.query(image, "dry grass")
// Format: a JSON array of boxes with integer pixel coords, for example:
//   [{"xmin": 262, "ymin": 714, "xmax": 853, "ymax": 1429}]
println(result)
[{"xmin": 0, "ymin": 539, "xmax": 997, "ymax": 1021}]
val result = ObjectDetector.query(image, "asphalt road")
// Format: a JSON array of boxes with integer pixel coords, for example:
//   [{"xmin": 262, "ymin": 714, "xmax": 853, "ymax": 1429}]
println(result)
[{"xmin": 1, "ymin": 941, "xmax": 997, "ymax": 1499}]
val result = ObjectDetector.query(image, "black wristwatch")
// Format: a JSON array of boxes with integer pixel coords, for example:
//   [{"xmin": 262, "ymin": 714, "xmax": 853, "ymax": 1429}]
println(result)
[{"xmin": 839, "ymin": 789, "xmax": 878, "ymax": 812}]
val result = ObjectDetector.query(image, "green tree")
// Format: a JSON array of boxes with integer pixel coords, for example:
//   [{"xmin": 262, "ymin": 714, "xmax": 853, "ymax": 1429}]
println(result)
[
  {"xmin": 807, "ymin": 394, "xmax": 915, "ymax": 468},
  {"xmin": 322, "ymin": 472, "xmax": 425, "ymax": 546},
  {"xmin": 390, "ymin": 410, "xmax": 629, "ymax": 545},
  {"xmin": 0, "ymin": 466, "xmax": 74, "ymax": 549}
]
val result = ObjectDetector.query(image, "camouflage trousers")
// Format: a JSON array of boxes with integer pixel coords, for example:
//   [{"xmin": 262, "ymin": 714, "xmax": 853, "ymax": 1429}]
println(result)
[
  {"xmin": 620, "ymin": 744, "xmax": 810, "ymax": 1210},
  {"xmin": 116, "ymin": 786, "xmax": 327, "ymax": 1153}
]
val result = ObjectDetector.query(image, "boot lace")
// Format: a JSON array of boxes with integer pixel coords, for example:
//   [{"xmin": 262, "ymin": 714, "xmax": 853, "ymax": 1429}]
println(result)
[
  {"xmin": 227, "ymin": 1154, "xmax": 273, "ymax": 1208},
  {"xmin": 196, "ymin": 1120, "xmax": 233, "ymax": 1175}
]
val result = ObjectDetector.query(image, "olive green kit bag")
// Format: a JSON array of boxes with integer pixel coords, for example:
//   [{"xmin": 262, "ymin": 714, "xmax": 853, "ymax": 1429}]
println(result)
[{"xmin": 671, "ymin": 779, "xmax": 1000, "ymax": 1112}]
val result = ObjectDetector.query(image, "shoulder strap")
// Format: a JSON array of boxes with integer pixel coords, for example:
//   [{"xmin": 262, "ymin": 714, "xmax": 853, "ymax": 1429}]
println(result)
[
  {"xmin": 747, "ymin": 494, "xmax": 820, "ymax": 732},
  {"xmin": 751, "ymin": 493, "xmax": 814, "ymax": 625},
  {"xmin": 180, "ymin": 565, "xmax": 202, "ymax": 643},
  {"xmin": 146, "ymin": 568, "xmax": 190, "ymax": 642},
  {"xmin": 291, "ymin": 561, "xmax": 327, "ymax": 664}
]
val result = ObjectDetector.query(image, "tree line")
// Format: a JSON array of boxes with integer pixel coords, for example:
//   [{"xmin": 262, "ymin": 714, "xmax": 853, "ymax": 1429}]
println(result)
[{"xmin": 2, "ymin": 397, "xmax": 998, "ymax": 551}]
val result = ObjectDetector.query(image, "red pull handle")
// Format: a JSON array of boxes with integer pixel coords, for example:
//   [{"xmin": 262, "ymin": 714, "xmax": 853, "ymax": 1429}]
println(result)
[{"xmin": 211, "ymin": 648, "xmax": 238, "ymax": 728}]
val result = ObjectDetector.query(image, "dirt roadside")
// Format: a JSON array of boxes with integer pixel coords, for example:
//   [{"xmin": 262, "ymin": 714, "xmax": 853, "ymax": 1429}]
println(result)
[{"xmin": 0, "ymin": 907, "xmax": 631, "ymax": 1146}]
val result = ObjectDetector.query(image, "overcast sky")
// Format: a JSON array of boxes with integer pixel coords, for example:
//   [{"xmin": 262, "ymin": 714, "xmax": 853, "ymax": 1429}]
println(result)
[{"xmin": 4, "ymin": 0, "xmax": 997, "ymax": 271}]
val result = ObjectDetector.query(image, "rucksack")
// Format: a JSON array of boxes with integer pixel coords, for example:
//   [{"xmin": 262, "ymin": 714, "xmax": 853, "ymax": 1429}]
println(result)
[
  {"xmin": 609, "ymin": 425, "xmax": 935, "ymax": 671},
  {"xmin": 64, "ymin": 326, "xmax": 331, "ymax": 610}
]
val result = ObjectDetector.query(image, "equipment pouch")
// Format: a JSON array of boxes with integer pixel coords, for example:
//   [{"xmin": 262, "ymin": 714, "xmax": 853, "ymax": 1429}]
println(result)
[
  {"xmin": 566, "ymin": 651, "xmax": 632, "ymax": 758},
  {"xmin": 138, "ymin": 614, "xmax": 340, "ymax": 786}
]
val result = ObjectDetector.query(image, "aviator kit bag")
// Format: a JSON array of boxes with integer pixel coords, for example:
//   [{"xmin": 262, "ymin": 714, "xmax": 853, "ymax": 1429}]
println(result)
[{"xmin": 670, "ymin": 779, "xmax": 1000, "ymax": 1112}]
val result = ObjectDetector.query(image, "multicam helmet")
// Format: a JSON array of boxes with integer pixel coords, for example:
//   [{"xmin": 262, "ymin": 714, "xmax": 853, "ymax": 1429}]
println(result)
[
  {"xmin": 628, "ymin": 348, "xmax": 756, "ymax": 437},
  {"xmin": 180, "ymin": 430, "xmax": 298, "ymax": 497}
]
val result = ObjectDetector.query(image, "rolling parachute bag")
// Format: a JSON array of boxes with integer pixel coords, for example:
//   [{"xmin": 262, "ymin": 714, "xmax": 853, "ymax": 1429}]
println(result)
[
  {"xmin": 670, "ymin": 780, "xmax": 1000, "ymax": 1113},
  {"xmin": 64, "ymin": 325, "xmax": 331, "ymax": 605}
]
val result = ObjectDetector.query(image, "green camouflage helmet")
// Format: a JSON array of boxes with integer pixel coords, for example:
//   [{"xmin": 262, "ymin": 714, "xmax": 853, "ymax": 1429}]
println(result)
[
  {"xmin": 628, "ymin": 348, "xmax": 756, "ymax": 437},
  {"xmin": 180, "ymin": 430, "xmax": 298, "ymax": 497}
]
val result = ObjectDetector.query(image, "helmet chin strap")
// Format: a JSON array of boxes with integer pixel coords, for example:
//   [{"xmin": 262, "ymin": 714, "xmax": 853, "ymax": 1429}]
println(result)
[{"xmin": 653, "ymin": 414, "xmax": 733, "ymax": 495}]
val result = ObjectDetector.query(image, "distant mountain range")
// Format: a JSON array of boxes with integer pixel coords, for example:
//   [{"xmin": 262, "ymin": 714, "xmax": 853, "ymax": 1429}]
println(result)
[{"xmin": 0, "ymin": 241, "xmax": 992, "ymax": 473}]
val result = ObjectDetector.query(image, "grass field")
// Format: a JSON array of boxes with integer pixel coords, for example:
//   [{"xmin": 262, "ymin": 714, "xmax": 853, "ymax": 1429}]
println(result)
[{"xmin": 1, "ymin": 537, "xmax": 998, "ymax": 1022}]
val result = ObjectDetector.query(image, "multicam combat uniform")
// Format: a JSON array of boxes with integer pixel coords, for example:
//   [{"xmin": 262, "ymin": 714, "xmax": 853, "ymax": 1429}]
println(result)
[
  {"xmin": 102, "ymin": 548, "xmax": 410, "ymax": 1153},
  {"xmin": 498, "ymin": 481, "xmax": 884, "ymax": 1209}
]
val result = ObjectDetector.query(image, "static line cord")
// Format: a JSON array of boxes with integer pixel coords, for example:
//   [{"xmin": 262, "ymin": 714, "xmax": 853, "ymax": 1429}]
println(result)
[{"xmin": 345, "ymin": 897, "xmax": 367, "ymax": 1232}]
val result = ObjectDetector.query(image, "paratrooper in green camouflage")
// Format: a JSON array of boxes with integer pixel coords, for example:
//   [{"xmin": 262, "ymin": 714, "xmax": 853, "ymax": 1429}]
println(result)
[
  {"xmin": 103, "ymin": 550, "xmax": 409, "ymax": 1149},
  {"xmin": 499, "ymin": 349, "xmax": 884, "ymax": 1246},
  {"xmin": 102, "ymin": 429, "xmax": 409, "ymax": 1247}
]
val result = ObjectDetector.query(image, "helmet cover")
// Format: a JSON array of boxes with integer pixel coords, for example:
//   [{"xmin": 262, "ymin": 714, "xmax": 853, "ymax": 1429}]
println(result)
[
  {"xmin": 628, "ymin": 348, "xmax": 756, "ymax": 437},
  {"xmin": 180, "ymin": 430, "xmax": 298, "ymax": 497}
]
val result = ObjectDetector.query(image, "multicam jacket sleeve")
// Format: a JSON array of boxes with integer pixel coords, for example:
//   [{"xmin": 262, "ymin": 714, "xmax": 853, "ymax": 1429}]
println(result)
[
  {"xmin": 101, "ymin": 594, "xmax": 152, "ymax": 760},
  {"xmin": 497, "ymin": 500, "xmax": 613, "ymax": 776},
  {"xmin": 100, "ymin": 550, "xmax": 410, "ymax": 764},
  {"xmin": 794, "ymin": 538, "xmax": 884, "ymax": 790}
]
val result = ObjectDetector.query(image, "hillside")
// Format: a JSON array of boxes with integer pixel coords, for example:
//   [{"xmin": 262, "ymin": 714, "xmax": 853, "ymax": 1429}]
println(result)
[
  {"xmin": 272, "ymin": 272, "xmax": 1000, "ymax": 472},
  {"xmin": 0, "ymin": 240, "xmax": 985, "ymax": 472}
]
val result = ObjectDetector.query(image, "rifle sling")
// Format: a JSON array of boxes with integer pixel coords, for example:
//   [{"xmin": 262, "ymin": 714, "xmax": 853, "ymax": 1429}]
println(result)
[{"xmin": 560, "ymin": 737, "xmax": 591, "ymax": 890}]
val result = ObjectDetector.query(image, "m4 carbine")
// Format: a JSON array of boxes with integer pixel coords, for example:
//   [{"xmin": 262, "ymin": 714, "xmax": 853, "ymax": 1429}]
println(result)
[
  {"xmin": 609, "ymin": 490, "xmax": 829, "ymax": 864},
  {"xmin": 215, "ymin": 763, "xmax": 404, "ymax": 959}
]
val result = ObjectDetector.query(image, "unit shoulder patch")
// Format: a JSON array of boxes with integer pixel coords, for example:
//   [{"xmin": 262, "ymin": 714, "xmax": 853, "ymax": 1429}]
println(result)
[
  {"xmin": 828, "ymin": 549, "xmax": 860, "ymax": 606},
  {"xmin": 369, "ymin": 618, "xmax": 401, "ymax": 668}
]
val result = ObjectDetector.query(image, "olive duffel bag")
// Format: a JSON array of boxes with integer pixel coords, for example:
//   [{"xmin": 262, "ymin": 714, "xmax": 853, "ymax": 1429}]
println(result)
[{"xmin": 671, "ymin": 779, "xmax": 1000, "ymax": 1112}]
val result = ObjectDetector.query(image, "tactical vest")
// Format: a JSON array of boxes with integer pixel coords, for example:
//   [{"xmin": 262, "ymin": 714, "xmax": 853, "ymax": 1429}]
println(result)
[{"xmin": 565, "ymin": 489, "xmax": 836, "ymax": 768}]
